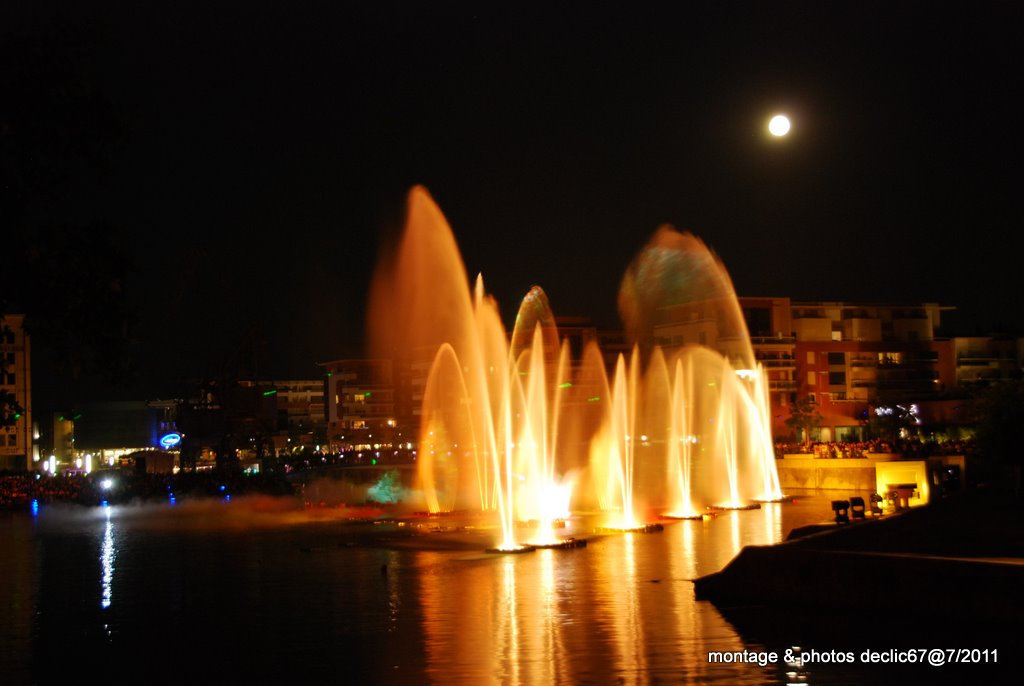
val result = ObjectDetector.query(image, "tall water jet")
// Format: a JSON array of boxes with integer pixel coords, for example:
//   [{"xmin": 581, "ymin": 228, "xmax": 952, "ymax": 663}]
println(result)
[
  {"xmin": 371, "ymin": 187, "xmax": 577, "ymax": 549},
  {"xmin": 371, "ymin": 188, "xmax": 511, "ymax": 547},
  {"xmin": 370, "ymin": 189, "xmax": 781, "ymax": 545},
  {"xmin": 611, "ymin": 226, "xmax": 784, "ymax": 516},
  {"xmin": 608, "ymin": 351, "xmax": 640, "ymax": 528},
  {"xmin": 664, "ymin": 357, "xmax": 698, "ymax": 518}
]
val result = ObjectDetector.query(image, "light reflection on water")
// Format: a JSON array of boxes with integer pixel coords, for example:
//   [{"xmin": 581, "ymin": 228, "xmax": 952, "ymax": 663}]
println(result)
[
  {"xmin": 6, "ymin": 493, "xmax": 960, "ymax": 684},
  {"xmin": 100, "ymin": 508, "xmax": 115, "ymax": 610},
  {"xmin": 413, "ymin": 507, "xmax": 803, "ymax": 685},
  {"xmin": 610, "ymin": 532, "xmax": 646, "ymax": 682}
]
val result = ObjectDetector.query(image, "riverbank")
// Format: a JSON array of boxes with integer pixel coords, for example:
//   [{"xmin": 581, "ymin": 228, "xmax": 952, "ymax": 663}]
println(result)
[
  {"xmin": 0, "ymin": 470, "xmax": 296, "ymax": 509},
  {"xmin": 694, "ymin": 488, "xmax": 1023, "ymax": 623}
]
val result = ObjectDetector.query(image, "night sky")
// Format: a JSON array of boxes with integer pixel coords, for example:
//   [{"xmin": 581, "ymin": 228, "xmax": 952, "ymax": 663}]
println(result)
[{"xmin": 5, "ymin": 2, "xmax": 1023, "ymax": 406}]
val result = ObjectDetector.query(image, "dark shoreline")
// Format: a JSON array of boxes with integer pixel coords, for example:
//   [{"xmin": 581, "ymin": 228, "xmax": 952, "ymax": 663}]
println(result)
[{"xmin": 695, "ymin": 489, "xmax": 1024, "ymax": 623}]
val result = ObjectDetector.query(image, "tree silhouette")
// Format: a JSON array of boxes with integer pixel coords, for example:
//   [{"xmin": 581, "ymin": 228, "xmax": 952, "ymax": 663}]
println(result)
[{"xmin": 784, "ymin": 396, "xmax": 822, "ymax": 446}]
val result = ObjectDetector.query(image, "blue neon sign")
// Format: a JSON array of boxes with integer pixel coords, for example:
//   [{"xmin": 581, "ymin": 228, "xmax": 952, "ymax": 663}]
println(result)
[{"xmin": 159, "ymin": 432, "xmax": 182, "ymax": 449}]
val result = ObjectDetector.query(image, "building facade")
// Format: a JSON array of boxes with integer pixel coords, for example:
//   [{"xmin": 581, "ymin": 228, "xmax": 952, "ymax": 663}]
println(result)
[
  {"xmin": 0, "ymin": 315, "xmax": 33, "ymax": 471},
  {"xmin": 320, "ymin": 359, "xmax": 403, "ymax": 452},
  {"xmin": 323, "ymin": 302, "xmax": 1022, "ymax": 452},
  {"xmin": 731, "ymin": 298, "xmax": 1020, "ymax": 441},
  {"xmin": 239, "ymin": 379, "xmax": 326, "ymax": 452}
]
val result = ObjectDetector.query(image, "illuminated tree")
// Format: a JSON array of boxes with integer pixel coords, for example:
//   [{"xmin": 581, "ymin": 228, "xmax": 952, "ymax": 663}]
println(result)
[{"xmin": 785, "ymin": 396, "xmax": 822, "ymax": 446}]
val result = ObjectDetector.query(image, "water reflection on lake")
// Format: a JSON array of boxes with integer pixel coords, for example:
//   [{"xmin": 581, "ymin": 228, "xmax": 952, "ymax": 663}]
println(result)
[
  {"xmin": 0, "ymin": 493, "xmax": 1004, "ymax": 684},
  {"xmin": 100, "ymin": 507, "xmax": 115, "ymax": 610}
]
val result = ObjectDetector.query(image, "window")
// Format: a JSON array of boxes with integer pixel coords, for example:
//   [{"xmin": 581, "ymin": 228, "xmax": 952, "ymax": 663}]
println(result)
[
  {"xmin": 807, "ymin": 371, "xmax": 817, "ymax": 386},
  {"xmin": 806, "ymin": 352, "xmax": 815, "ymax": 364},
  {"xmin": 743, "ymin": 307, "xmax": 772, "ymax": 338},
  {"xmin": 828, "ymin": 371, "xmax": 846, "ymax": 385},
  {"xmin": 835, "ymin": 426, "xmax": 863, "ymax": 442},
  {"xmin": 827, "ymin": 352, "xmax": 845, "ymax": 366}
]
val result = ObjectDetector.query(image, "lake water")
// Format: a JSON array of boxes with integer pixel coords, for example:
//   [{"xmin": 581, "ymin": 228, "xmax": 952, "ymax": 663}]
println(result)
[{"xmin": 0, "ymin": 494, "xmax": 1012, "ymax": 684}]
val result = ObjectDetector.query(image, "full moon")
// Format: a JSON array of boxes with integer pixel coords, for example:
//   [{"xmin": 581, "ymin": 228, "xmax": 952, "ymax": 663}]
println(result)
[{"xmin": 768, "ymin": 114, "xmax": 791, "ymax": 137}]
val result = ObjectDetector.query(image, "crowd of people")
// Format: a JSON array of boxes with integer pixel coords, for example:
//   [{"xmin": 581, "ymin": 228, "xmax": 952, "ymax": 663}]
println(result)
[
  {"xmin": 774, "ymin": 437, "xmax": 974, "ymax": 459},
  {"xmin": 3, "ymin": 437, "xmax": 976, "ymax": 509},
  {"xmin": 279, "ymin": 448, "xmax": 417, "ymax": 474},
  {"xmin": 0, "ymin": 469, "xmax": 297, "ymax": 510},
  {"xmin": 0, "ymin": 473, "xmax": 87, "ymax": 508}
]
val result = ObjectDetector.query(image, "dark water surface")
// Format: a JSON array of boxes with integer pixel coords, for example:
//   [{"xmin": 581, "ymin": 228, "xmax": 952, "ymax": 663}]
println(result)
[{"xmin": 0, "ymin": 495, "xmax": 1014, "ymax": 684}]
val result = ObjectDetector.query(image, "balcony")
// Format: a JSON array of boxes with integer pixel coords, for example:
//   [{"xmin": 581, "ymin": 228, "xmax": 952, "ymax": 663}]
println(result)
[
  {"xmin": 750, "ymin": 336, "xmax": 796, "ymax": 344},
  {"xmin": 957, "ymin": 354, "xmax": 1000, "ymax": 364},
  {"xmin": 769, "ymin": 380, "xmax": 798, "ymax": 391},
  {"xmin": 957, "ymin": 359, "xmax": 995, "ymax": 367},
  {"xmin": 760, "ymin": 358, "xmax": 796, "ymax": 368}
]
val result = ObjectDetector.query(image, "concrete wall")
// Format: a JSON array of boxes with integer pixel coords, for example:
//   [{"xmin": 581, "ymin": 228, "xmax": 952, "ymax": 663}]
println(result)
[
  {"xmin": 778, "ymin": 455, "xmax": 964, "ymax": 498},
  {"xmin": 777, "ymin": 456, "xmax": 880, "ymax": 491}
]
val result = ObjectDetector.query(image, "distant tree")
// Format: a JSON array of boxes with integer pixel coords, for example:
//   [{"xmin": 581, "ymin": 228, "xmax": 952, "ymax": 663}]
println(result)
[
  {"xmin": 1, "ymin": 27, "xmax": 136, "ymax": 393},
  {"xmin": 12, "ymin": 225, "xmax": 137, "ymax": 384},
  {"xmin": 785, "ymin": 396, "xmax": 822, "ymax": 446},
  {"xmin": 969, "ymin": 381, "xmax": 1024, "ymax": 495},
  {"xmin": 867, "ymin": 402, "xmax": 918, "ymax": 442}
]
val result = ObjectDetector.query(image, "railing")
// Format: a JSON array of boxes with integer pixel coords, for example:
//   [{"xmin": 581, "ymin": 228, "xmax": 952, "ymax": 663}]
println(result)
[
  {"xmin": 769, "ymin": 380, "xmax": 798, "ymax": 390},
  {"xmin": 852, "ymin": 379, "xmax": 938, "ymax": 389},
  {"xmin": 750, "ymin": 336, "xmax": 796, "ymax": 344},
  {"xmin": 760, "ymin": 359, "xmax": 796, "ymax": 368}
]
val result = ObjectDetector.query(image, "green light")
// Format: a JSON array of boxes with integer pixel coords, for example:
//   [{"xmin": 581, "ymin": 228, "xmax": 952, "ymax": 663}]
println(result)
[
  {"xmin": 263, "ymin": 389, "xmax": 277, "ymax": 396},
  {"xmin": 364, "ymin": 392, "xmax": 372, "ymax": 398},
  {"xmin": 13, "ymin": 413, "xmax": 21, "ymax": 419},
  {"xmin": 73, "ymin": 414, "xmax": 82, "ymax": 420},
  {"xmin": 587, "ymin": 396, "xmax": 601, "ymax": 402},
  {"xmin": 559, "ymin": 382, "xmax": 572, "ymax": 388},
  {"xmin": 371, "ymin": 458, "xmax": 377, "ymax": 465}
]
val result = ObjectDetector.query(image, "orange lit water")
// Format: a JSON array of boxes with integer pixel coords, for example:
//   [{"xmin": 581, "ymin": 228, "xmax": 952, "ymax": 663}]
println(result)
[{"xmin": 3, "ymin": 494, "xmax": 1011, "ymax": 684}]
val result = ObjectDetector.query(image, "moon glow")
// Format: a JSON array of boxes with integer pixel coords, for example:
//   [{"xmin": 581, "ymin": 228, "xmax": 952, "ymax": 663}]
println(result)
[{"xmin": 768, "ymin": 114, "xmax": 791, "ymax": 137}]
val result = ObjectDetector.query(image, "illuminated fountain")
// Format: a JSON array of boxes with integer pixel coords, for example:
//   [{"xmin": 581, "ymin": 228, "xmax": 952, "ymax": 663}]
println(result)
[
  {"xmin": 370, "ymin": 188, "xmax": 575, "ymax": 551},
  {"xmin": 370, "ymin": 188, "xmax": 783, "ymax": 547},
  {"xmin": 602, "ymin": 228, "xmax": 785, "ymax": 525}
]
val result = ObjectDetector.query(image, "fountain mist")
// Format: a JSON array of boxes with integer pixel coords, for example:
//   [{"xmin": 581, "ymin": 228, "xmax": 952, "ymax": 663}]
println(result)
[{"xmin": 370, "ymin": 188, "xmax": 782, "ymax": 546}]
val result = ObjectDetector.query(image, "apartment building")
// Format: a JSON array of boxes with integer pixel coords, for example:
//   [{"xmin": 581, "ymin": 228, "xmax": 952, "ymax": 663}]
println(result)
[{"xmin": 0, "ymin": 315, "xmax": 33, "ymax": 471}]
